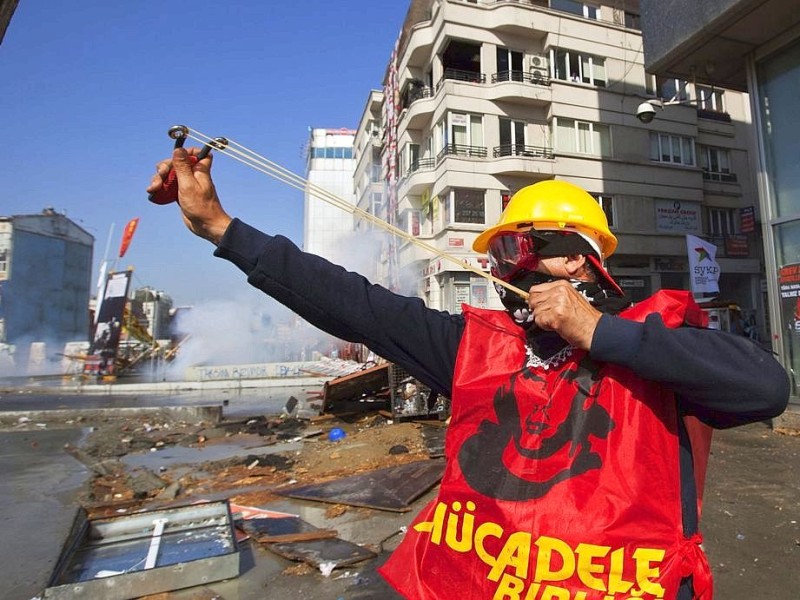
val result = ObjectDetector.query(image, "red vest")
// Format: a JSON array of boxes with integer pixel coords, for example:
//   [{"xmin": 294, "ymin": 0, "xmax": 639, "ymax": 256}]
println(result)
[{"xmin": 381, "ymin": 290, "xmax": 713, "ymax": 600}]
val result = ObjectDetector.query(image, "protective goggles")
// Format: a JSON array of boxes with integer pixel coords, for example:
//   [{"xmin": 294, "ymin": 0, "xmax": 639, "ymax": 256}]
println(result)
[{"xmin": 487, "ymin": 231, "xmax": 540, "ymax": 282}]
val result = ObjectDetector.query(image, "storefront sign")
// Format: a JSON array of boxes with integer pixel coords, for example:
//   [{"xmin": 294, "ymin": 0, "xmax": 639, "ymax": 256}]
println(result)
[
  {"xmin": 655, "ymin": 200, "xmax": 701, "ymax": 233},
  {"xmin": 778, "ymin": 264, "xmax": 800, "ymax": 337},
  {"xmin": 653, "ymin": 258, "xmax": 688, "ymax": 272},
  {"xmin": 740, "ymin": 206, "xmax": 756, "ymax": 233},
  {"xmin": 725, "ymin": 234, "xmax": 750, "ymax": 256}
]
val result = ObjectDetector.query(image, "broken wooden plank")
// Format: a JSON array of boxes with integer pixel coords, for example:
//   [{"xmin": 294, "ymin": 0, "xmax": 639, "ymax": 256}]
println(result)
[
  {"xmin": 276, "ymin": 459, "xmax": 444, "ymax": 512},
  {"xmin": 323, "ymin": 363, "xmax": 390, "ymax": 405}
]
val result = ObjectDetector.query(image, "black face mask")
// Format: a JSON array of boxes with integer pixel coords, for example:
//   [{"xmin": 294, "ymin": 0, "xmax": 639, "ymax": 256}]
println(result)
[
  {"xmin": 496, "ymin": 268, "xmax": 631, "ymax": 328},
  {"xmin": 495, "ymin": 270, "xmax": 558, "ymax": 327}
]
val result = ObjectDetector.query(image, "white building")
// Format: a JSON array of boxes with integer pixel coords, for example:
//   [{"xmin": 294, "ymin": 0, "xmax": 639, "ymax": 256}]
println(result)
[
  {"xmin": 303, "ymin": 127, "xmax": 357, "ymax": 263},
  {"xmin": 353, "ymin": 0, "xmax": 764, "ymax": 334}
]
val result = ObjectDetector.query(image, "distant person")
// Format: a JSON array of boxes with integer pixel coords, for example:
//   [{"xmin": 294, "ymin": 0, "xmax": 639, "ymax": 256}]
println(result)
[
  {"xmin": 730, "ymin": 308, "xmax": 747, "ymax": 336},
  {"xmin": 148, "ymin": 147, "xmax": 789, "ymax": 600}
]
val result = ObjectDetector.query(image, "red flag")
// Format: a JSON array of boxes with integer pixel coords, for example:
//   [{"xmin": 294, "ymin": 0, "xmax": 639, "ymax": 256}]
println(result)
[{"xmin": 118, "ymin": 218, "xmax": 139, "ymax": 258}]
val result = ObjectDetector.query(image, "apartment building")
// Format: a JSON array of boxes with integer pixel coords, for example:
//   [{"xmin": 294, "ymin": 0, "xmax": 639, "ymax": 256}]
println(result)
[
  {"xmin": 639, "ymin": 0, "xmax": 800, "ymax": 395},
  {"xmin": 353, "ymin": 91, "xmax": 386, "ymax": 283},
  {"xmin": 355, "ymin": 0, "xmax": 765, "ymax": 336}
]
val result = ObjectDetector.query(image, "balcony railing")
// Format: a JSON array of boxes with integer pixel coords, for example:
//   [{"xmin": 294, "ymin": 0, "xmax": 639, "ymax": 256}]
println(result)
[
  {"xmin": 697, "ymin": 109, "xmax": 732, "ymax": 123},
  {"xmin": 404, "ymin": 85, "xmax": 434, "ymax": 109},
  {"xmin": 437, "ymin": 144, "xmax": 488, "ymax": 160},
  {"xmin": 703, "ymin": 170, "xmax": 738, "ymax": 183},
  {"xmin": 493, "ymin": 144, "xmax": 554, "ymax": 159},
  {"xmin": 437, "ymin": 68, "xmax": 486, "ymax": 90},
  {"xmin": 490, "ymin": 70, "xmax": 552, "ymax": 86},
  {"xmin": 408, "ymin": 157, "xmax": 436, "ymax": 174}
]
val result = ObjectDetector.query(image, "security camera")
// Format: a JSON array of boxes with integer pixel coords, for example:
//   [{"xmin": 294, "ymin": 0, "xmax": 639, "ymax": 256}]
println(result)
[{"xmin": 636, "ymin": 101, "xmax": 657, "ymax": 124}]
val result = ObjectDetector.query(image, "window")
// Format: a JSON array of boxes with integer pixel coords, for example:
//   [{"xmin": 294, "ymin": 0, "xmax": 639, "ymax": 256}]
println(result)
[
  {"xmin": 499, "ymin": 118, "xmax": 526, "ymax": 155},
  {"xmin": 696, "ymin": 85, "xmax": 725, "ymax": 112},
  {"xmin": 496, "ymin": 47, "xmax": 524, "ymax": 82},
  {"xmin": 649, "ymin": 133, "xmax": 695, "ymax": 166},
  {"xmin": 551, "ymin": 0, "xmax": 599, "ymax": 19},
  {"xmin": 554, "ymin": 117, "xmax": 611, "ymax": 156},
  {"xmin": 552, "ymin": 48, "xmax": 606, "ymax": 87},
  {"xmin": 435, "ymin": 112, "xmax": 485, "ymax": 157},
  {"xmin": 592, "ymin": 194, "xmax": 615, "ymax": 228},
  {"xmin": 700, "ymin": 145, "xmax": 733, "ymax": 180},
  {"xmin": 371, "ymin": 192, "xmax": 384, "ymax": 218},
  {"xmin": 0, "ymin": 249, "xmax": 7, "ymax": 276},
  {"xmin": 647, "ymin": 75, "xmax": 689, "ymax": 101},
  {"xmin": 450, "ymin": 112, "xmax": 484, "ymax": 148},
  {"xmin": 403, "ymin": 143, "xmax": 420, "ymax": 176},
  {"xmin": 708, "ymin": 207, "xmax": 737, "ymax": 236},
  {"xmin": 370, "ymin": 164, "xmax": 382, "ymax": 183},
  {"xmin": 624, "ymin": 11, "xmax": 640, "ymax": 29},
  {"xmin": 312, "ymin": 146, "xmax": 353, "ymax": 159},
  {"xmin": 399, "ymin": 209, "xmax": 421, "ymax": 236},
  {"xmin": 445, "ymin": 188, "xmax": 485, "ymax": 225}
]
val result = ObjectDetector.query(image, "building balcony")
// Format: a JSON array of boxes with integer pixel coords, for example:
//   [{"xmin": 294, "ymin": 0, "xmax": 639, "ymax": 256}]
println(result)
[
  {"xmin": 487, "ymin": 145, "xmax": 555, "ymax": 177},
  {"xmin": 490, "ymin": 70, "xmax": 551, "ymax": 86},
  {"xmin": 493, "ymin": 144, "xmax": 554, "ymax": 159},
  {"xmin": 401, "ymin": 89, "xmax": 436, "ymax": 131},
  {"xmin": 437, "ymin": 143, "xmax": 488, "ymax": 160},
  {"xmin": 398, "ymin": 159, "xmax": 437, "ymax": 196},
  {"xmin": 409, "ymin": 157, "xmax": 437, "ymax": 173},
  {"xmin": 436, "ymin": 68, "xmax": 486, "ymax": 91},
  {"xmin": 702, "ymin": 170, "xmax": 738, "ymax": 183}
]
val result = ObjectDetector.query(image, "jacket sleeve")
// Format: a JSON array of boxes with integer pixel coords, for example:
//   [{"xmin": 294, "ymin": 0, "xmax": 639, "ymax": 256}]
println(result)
[
  {"xmin": 589, "ymin": 313, "xmax": 790, "ymax": 428},
  {"xmin": 213, "ymin": 219, "xmax": 463, "ymax": 397}
]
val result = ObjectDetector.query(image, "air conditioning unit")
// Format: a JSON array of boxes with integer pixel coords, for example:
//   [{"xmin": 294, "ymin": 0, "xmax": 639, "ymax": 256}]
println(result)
[
  {"xmin": 528, "ymin": 54, "xmax": 549, "ymax": 70},
  {"xmin": 528, "ymin": 54, "xmax": 549, "ymax": 83}
]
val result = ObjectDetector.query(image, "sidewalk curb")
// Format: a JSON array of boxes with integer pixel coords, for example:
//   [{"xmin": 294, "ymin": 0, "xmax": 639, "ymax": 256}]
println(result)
[{"xmin": 0, "ymin": 405, "xmax": 223, "ymax": 425}]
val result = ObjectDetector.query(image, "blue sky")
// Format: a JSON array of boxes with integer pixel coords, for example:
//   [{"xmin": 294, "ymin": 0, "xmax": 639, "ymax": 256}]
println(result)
[{"xmin": 0, "ymin": 1, "xmax": 408, "ymax": 306}]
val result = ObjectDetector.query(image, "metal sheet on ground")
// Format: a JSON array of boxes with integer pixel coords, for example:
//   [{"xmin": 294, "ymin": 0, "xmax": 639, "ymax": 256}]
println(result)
[
  {"xmin": 277, "ymin": 459, "xmax": 444, "ymax": 512},
  {"xmin": 420, "ymin": 424, "xmax": 446, "ymax": 458},
  {"xmin": 241, "ymin": 516, "xmax": 338, "ymax": 543},
  {"xmin": 267, "ymin": 538, "xmax": 376, "ymax": 570},
  {"xmin": 43, "ymin": 501, "xmax": 239, "ymax": 600}
]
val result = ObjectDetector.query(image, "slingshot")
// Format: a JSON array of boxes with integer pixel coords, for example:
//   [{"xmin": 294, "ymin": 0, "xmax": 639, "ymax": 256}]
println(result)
[{"xmin": 149, "ymin": 125, "xmax": 529, "ymax": 300}]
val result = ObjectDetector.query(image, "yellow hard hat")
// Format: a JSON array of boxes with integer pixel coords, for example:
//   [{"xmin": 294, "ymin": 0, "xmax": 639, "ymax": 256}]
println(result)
[{"xmin": 473, "ymin": 180, "xmax": 618, "ymax": 259}]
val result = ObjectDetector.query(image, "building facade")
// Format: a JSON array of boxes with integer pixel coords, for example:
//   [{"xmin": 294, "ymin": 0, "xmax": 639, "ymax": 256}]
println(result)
[
  {"xmin": 354, "ymin": 0, "xmax": 764, "ymax": 333},
  {"xmin": 640, "ymin": 0, "xmax": 800, "ymax": 397},
  {"xmin": 133, "ymin": 287, "xmax": 173, "ymax": 341},
  {"xmin": 0, "ymin": 209, "xmax": 94, "ymax": 369},
  {"xmin": 303, "ymin": 127, "xmax": 357, "ymax": 262},
  {"xmin": 353, "ymin": 91, "xmax": 387, "ymax": 283}
]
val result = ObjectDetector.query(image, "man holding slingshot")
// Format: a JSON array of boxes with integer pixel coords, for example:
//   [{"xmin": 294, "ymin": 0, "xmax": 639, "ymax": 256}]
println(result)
[{"xmin": 149, "ymin": 143, "xmax": 788, "ymax": 600}]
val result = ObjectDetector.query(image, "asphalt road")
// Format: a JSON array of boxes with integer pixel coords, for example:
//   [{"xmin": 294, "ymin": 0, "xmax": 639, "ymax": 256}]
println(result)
[{"xmin": 0, "ymin": 390, "xmax": 797, "ymax": 600}]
